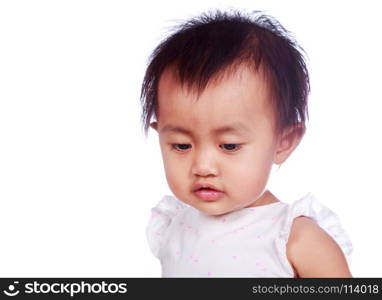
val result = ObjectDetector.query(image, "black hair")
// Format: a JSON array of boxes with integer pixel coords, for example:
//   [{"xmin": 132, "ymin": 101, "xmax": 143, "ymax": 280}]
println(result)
[{"xmin": 140, "ymin": 8, "xmax": 310, "ymax": 138}]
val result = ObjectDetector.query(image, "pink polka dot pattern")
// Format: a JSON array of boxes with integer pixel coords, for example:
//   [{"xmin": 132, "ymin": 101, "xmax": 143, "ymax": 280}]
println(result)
[
  {"xmin": 185, "ymin": 253, "xmax": 200, "ymax": 263},
  {"xmin": 178, "ymin": 220, "xmax": 199, "ymax": 235},
  {"xmin": 220, "ymin": 217, "xmax": 259, "ymax": 237},
  {"xmin": 255, "ymin": 260, "xmax": 267, "ymax": 272}
]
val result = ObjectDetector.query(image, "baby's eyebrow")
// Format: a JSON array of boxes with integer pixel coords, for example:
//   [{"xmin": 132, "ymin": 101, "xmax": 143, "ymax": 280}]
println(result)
[{"xmin": 160, "ymin": 123, "xmax": 250, "ymax": 136}]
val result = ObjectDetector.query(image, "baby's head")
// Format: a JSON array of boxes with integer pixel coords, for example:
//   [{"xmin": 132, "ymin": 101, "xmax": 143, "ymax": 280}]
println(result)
[{"xmin": 140, "ymin": 9, "xmax": 310, "ymax": 216}]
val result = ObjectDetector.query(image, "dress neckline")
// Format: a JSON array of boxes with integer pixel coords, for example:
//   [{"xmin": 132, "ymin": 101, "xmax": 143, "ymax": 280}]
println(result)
[{"xmin": 242, "ymin": 201, "xmax": 285, "ymax": 210}]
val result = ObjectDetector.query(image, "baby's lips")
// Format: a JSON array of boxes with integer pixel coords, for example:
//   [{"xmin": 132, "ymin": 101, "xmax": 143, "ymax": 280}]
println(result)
[
  {"xmin": 194, "ymin": 188, "xmax": 224, "ymax": 201},
  {"xmin": 192, "ymin": 182, "xmax": 222, "ymax": 192}
]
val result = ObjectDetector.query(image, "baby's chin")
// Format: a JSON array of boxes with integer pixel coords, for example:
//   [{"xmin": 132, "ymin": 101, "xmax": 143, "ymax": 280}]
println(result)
[
  {"xmin": 186, "ymin": 199, "xmax": 238, "ymax": 216},
  {"xmin": 176, "ymin": 193, "xmax": 243, "ymax": 216}
]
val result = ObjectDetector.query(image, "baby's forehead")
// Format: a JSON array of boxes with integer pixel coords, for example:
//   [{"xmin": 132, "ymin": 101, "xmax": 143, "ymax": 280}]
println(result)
[
  {"xmin": 156, "ymin": 65, "xmax": 277, "ymax": 136},
  {"xmin": 160, "ymin": 120, "xmax": 255, "ymax": 138},
  {"xmin": 157, "ymin": 64, "xmax": 275, "ymax": 117}
]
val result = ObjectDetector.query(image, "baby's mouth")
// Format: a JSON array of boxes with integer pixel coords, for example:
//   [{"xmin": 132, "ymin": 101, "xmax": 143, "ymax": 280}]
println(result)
[
  {"xmin": 192, "ymin": 183, "xmax": 223, "ymax": 193},
  {"xmin": 197, "ymin": 187, "xmax": 215, "ymax": 191},
  {"xmin": 193, "ymin": 188, "xmax": 224, "ymax": 201}
]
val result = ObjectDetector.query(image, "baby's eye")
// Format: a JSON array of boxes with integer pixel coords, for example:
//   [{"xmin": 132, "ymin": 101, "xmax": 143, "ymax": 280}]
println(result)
[
  {"xmin": 220, "ymin": 144, "xmax": 242, "ymax": 152},
  {"xmin": 171, "ymin": 144, "xmax": 191, "ymax": 151}
]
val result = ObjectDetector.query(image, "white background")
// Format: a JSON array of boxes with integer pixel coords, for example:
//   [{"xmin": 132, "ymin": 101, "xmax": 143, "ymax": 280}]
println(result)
[{"xmin": 0, "ymin": 0, "xmax": 381, "ymax": 277}]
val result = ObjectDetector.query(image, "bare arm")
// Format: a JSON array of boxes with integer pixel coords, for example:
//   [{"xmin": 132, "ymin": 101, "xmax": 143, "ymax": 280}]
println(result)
[{"xmin": 286, "ymin": 216, "xmax": 352, "ymax": 278}]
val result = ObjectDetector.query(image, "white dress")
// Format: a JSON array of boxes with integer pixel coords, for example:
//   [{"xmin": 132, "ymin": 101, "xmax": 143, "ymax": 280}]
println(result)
[{"xmin": 146, "ymin": 193, "xmax": 353, "ymax": 277}]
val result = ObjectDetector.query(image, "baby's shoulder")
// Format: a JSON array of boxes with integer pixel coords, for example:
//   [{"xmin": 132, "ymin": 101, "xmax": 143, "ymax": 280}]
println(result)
[
  {"xmin": 287, "ymin": 215, "xmax": 334, "ymax": 253},
  {"xmin": 286, "ymin": 215, "xmax": 352, "ymax": 277},
  {"xmin": 146, "ymin": 195, "xmax": 188, "ymax": 258}
]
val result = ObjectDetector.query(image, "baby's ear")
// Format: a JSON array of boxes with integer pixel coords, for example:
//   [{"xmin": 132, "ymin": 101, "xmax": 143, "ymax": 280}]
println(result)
[
  {"xmin": 274, "ymin": 123, "xmax": 305, "ymax": 165},
  {"xmin": 150, "ymin": 122, "xmax": 158, "ymax": 131}
]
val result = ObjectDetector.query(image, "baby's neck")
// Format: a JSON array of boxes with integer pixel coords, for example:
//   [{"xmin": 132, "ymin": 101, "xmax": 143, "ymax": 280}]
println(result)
[{"xmin": 245, "ymin": 190, "xmax": 280, "ymax": 208}]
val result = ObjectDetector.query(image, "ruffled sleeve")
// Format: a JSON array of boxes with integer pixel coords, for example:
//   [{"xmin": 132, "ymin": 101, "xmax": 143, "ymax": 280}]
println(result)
[
  {"xmin": 275, "ymin": 192, "xmax": 353, "ymax": 276},
  {"xmin": 146, "ymin": 195, "xmax": 185, "ymax": 259}
]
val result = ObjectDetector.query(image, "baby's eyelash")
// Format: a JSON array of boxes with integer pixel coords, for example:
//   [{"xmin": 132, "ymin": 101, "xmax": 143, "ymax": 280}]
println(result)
[
  {"xmin": 171, "ymin": 144, "xmax": 191, "ymax": 151},
  {"xmin": 220, "ymin": 144, "xmax": 242, "ymax": 151},
  {"xmin": 170, "ymin": 144, "xmax": 242, "ymax": 152}
]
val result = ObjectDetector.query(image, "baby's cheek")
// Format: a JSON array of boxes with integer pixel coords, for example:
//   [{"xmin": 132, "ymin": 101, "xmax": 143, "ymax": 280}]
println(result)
[
  {"xmin": 164, "ymin": 165, "xmax": 187, "ymax": 194},
  {"xmin": 229, "ymin": 167, "xmax": 268, "ymax": 195}
]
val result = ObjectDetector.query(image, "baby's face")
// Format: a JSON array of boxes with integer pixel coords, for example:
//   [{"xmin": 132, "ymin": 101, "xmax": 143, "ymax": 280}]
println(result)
[{"xmin": 152, "ymin": 65, "xmax": 282, "ymax": 216}]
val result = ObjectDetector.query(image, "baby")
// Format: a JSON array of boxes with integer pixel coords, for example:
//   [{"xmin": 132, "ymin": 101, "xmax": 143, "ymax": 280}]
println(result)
[{"xmin": 140, "ymin": 9, "xmax": 353, "ymax": 277}]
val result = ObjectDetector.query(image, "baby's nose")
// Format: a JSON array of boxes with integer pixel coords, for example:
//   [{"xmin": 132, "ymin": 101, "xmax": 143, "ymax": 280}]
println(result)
[{"xmin": 191, "ymin": 150, "xmax": 219, "ymax": 177}]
